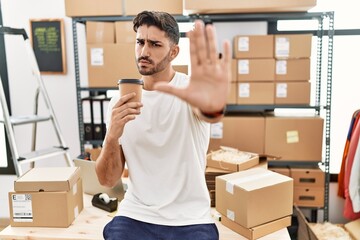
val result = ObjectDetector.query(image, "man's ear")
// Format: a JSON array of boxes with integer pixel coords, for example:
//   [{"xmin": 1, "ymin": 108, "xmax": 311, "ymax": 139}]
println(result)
[{"xmin": 170, "ymin": 45, "xmax": 180, "ymax": 60}]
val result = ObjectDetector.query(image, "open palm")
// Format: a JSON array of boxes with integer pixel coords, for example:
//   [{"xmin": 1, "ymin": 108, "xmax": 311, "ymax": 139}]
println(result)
[{"xmin": 154, "ymin": 20, "xmax": 231, "ymax": 113}]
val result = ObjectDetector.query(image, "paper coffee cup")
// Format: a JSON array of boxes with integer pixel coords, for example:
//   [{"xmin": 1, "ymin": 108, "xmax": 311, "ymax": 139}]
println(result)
[{"xmin": 117, "ymin": 79, "xmax": 143, "ymax": 103}]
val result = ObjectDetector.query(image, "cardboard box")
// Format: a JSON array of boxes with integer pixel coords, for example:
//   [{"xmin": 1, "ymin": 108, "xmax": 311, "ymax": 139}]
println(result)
[
  {"xmin": 237, "ymin": 82, "xmax": 275, "ymax": 105},
  {"xmin": 115, "ymin": 21, "xmax": 136, "ymax": 43},
  {"xmin": 275, "ymin": 81, "xmax": 311, "ymax": 105},
  {"xmin": 233, "ymin": 35, "xmax": 274, "ymax": 59},
  {"xmin": 237, "ymin": 59, "xmax": 275, "ymax": 81},
  {"xmin": 9, "ymin": 167, "xmax": 83, "ymax": 227},
  {"xmin": 227, "ymin": 82, "xmax": 237, "ymax": 104},
  {"xmin": 274, "ymin": 34, "xmax": 312, "ymax": 59},
  {"xmin": 184, "ymin": 0, "xmax": 317, "ymax": 14},
  {"xmin": 231, "ymin": 59, "xmax": 237, "ymax": 82},
  {"xmin": 65, "ymin": 0, "xmax": 123, "ymax": 17},
  {"xmin": 173, "ymin": 65, "xmax": 189, "ymax": 75},
  {"xmin": 208, "ymin": 114, "xmax": 265, "ymax": 154},
  {"xmin": 295, "ymin": 205, "xmax": 359, "ymax": 240},
  {"xmin": 86, "ymin": 21, "xmax": 115, "ymax": 44},
  {"xmin": 290, "ymin": 168, "xmax": 325, "ymax": 187},
  {"xmin": 264, "ymin": 116, "xmax": 324, "ymax": 161},
  {"xmin": 123, "ymin": 0, "xmax": 183, "ymax": 15},
  {"xmin": 221, "ymin": 214, "xmax": 292, "ymax": 240},
  {"xmin": 207, "ymin": 147, "xmax": 259, "ymax": 172},
  {"xmin": 87, "ymin": 43, "xmax": 141, "ymax": 87},
  {"xmin": 269, "ymin": 167, "xmax": 291, "ymax": 177},
  {"xmin": 294, "ymin": 186, "xmax": 324, "ymax": 207},
  {"xmin": 216, "ymin": 168, "xmax": 293, "ymax": 228},
  {"xmin": 275, "ymin": 59, "xmax": 311, "ymax": 81}
]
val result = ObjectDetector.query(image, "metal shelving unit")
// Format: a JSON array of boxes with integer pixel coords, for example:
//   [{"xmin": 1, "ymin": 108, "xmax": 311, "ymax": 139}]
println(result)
[{"xmin": 71, "ymin": 11, "xmax": 334, "ymax": 221}]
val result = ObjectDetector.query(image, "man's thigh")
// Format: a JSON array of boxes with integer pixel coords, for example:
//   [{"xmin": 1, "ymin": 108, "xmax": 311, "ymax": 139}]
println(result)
[{"xmin": 103, "ymin": 216, "xmax": 219, "ymax": 240}]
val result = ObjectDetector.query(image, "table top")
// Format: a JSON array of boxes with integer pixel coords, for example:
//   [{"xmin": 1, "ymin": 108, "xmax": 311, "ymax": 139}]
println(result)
[{"xmin": 0, "ymin": 195, "xmax": 291, "ymax": 240}]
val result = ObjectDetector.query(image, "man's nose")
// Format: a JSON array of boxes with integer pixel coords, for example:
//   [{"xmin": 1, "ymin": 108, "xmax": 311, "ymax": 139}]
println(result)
[{"xmin": 141, "ymin": 42, "xmax": 150, "ymax": 57}]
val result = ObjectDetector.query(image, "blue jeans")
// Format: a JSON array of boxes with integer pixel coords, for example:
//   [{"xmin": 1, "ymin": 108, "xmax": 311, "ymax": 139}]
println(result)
[{"xmin": 103, "ymin": 216, "xmax": 219, "ymax": 240}]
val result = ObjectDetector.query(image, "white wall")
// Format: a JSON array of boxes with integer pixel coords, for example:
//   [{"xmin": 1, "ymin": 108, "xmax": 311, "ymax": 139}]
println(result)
[{"xmin": 1, "ymin": 0, "xmax": 80, "ymax": 171}]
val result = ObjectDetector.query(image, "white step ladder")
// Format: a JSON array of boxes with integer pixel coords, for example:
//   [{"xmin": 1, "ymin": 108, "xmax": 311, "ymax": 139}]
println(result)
[{"xmin": 0, "ymin": 26, "xmax": 73, "ymax": 176}]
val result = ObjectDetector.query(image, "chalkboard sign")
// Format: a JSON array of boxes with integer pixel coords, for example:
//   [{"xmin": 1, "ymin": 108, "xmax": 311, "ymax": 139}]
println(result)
[{"xmin": 30, "ymin": 19, "xmax": 66, "ymax": 74}]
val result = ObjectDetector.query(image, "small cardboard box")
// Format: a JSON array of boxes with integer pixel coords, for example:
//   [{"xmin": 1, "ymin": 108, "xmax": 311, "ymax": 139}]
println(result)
[
  {"xmin": 216, "ymin": 168, "xmax": 293, "ymax": 228},
  {"xmin": 9, "ymin": 167, "xmax": 83, "ymax": 227},
  {"xmin": 294, "ymin": 186, "xmax": 324, "ymax": 207},
  {"xmin": 65, "ymin": 0, "xmax": 123, "ymax": 17},
  {"xmin": 207, "ymin": 147, "xmax": 259, "ymax": 172},
  {"xmin": 221, "ymin": 214, "xmax": 292, "ymax": 240},
  {"xmin": 86, "ymin": 21, "xmax": 115, "ymax": 44},
  {"xmin": 290, "ymin": 168, "xmax": 325, "ymax": 188},
  {"xmin": 275, "ymin": 59, "xmax": 311, "ymax": 81},
  {"xmin": 275, "ymin": 81, "xmax": 311, "ymax": 105},
  {"xmin": 237, "ymin": 59, "xmax": 275, "ymax": 81},
  {"xmin": 237, "ymin": 82, "xmax": 275, "ymax": 105},
  {"xmin": 233, "ymin": 35, "xmax": 274, "ymax": 59},
  {"xmin": 274, "ymin": 34, "xmax": 312, "ymax": 59}
]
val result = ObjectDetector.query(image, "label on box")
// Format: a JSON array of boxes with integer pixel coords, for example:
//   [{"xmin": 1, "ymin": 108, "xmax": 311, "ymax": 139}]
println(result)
[
  {"xmin": 238, "ymin": 37, "xmax": 249, "ymax": 52},
  {"xmin": 238, "ymin": 60, "xmax": 249, "ymax": 74},
  {"xmin": 90, "ymin": 48, "xmax": 104, "ymax": 66},
  {"xmin": 287, "ymin": 130, "xmax": 299, "ymax": 143},
  {"xmin": 11, "ymin": 194, "xmax": 33, "ymax": 222},
  {"xmin": 276, "ymin": 83, "xmax": 288, "ymax": 98},
  {"xmin": 227, "ymin": 209, "xmax": 235, "ymax": 221},
  {"xmin": 276, "ymin": 60, "xmax": 287, "ymax": 75},
  {"xmin": 276, "ymin": 37, "xmax": 290, "ymax": 58},
  {"xmin": 238, "ymin": 83, "xmax": 250, "ymax": 98},
  {"xmin": 210, "ymin": 122, "xmax": 223, "ymax": 139}
]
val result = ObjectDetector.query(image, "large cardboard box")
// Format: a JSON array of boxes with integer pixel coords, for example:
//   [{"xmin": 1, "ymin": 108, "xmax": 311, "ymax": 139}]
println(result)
[
  {"xmin": 207, "ymin": 147, "xmax": 259, "ymax": 172},
  {"xmin": 115, "ymin": 21, "xmax": 136, "ymax": 43},
  {"xmin": 184, "ymin": 0, "xmax": 317, "ymax": 14},
  {"xmin": 275, "ymin": 58, "xmax": 311, "ymax": 81},
  {"xmin": 237, "ymin": 82, "xmax": 275, "ymax": 105},
  {"xmin": 87, "ymin": 43, "xmax": 141, "ymax": 87},
  {"xmin": 274, "ymin": 34, "xmax": 312, "ymax": 59},
  {"xmin": 221, "ymin": 214, "xmax": 292, "ymax": 240},
  {"xmin": 8, "ymin": 167, "xmax": 83, "ymax": 227},
  {"xmin": 237, "ymin": 59, "xmax": 275, "ymax": 81},
  {"xmin": 231, "ymin": 59, "xmax": 237, "ymax": 82},
  {"xmin": 265, "ymin": 116, "xmax": 324, "ymax": 161},
  {"xmin": 275, "ymin": 81, "xmax": 311, "ymax": 105},
  {"xmin": 123, "ymin": 0, "xmax": 183, "ymax": 15},
  {"xmin": 227, "ymin": 82, "xmax": 237, "ymax": 104},
  {"xmin": 65, "ymin": 0, "xmax": 123, "ymax": 17},
  {"xmin": 233, "ymin": 35, "xmax": 274, "ymax": 59},
  {"xmin": 86, "ymin": 21, "xmax": 115, "ymax": 44},
  {"xmin": 216, "ymin": 168, "xmax": 293, "ymax": 228},
  {"xmin": 208, "ymin": 114, "xmax": 265, "ymax": 154}
]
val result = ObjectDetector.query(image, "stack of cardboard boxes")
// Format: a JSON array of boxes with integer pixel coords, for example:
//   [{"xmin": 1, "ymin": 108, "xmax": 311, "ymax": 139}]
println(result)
[{"xmin": 8, "ymin": 167, "xmax": 83, "ymax": 227}]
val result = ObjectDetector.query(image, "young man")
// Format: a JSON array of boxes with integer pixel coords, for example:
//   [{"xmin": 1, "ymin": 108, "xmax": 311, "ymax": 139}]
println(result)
[{"xmin": 96, "ymin": 11, "xmax": 231, "ymax": 240}]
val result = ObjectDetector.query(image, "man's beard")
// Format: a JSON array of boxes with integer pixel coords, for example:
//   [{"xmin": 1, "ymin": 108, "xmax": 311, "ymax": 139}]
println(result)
[{"xmin": 136, "ymin": 51, "xmax": 172, "ymax": 76}]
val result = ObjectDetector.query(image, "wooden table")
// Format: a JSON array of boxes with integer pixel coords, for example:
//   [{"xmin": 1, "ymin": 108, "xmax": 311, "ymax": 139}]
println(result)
[{"xmin": 0, "ymin": 195, "xmax": 290, "ymax": 240}]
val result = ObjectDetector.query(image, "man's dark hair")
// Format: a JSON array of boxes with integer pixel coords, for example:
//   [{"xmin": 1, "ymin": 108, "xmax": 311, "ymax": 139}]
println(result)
[{"xmin": 133, "ymin": 11, "xmax": 180, "ymax": 45}]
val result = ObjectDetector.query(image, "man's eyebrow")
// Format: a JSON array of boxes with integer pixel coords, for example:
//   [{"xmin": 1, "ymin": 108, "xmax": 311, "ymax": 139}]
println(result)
[{"xmin": 148, "ymin": 39, "xmax": 162, "ymax": 45}]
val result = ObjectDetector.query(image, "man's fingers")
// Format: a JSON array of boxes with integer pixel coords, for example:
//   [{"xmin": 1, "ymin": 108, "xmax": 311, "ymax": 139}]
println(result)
[
  {"xmin": 206, "ymin": 24, "xmax": 218, "ymax": 64},
  {"xmin": 114, "ymin": 92, "xmax": 136, "ymax": 107},
  {"xmin": 193, "ymin": 20, "xmax": 207, "ymax": 64}
]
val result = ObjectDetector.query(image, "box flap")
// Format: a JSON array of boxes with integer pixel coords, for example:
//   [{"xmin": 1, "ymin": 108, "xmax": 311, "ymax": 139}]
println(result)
[{"xmin": 14, "ymin": 167, "xmax": 81, "ymax": 192}]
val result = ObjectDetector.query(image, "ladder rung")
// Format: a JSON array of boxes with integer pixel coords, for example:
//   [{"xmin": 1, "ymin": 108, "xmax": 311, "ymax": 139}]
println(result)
[
  {"xmin": 9, "ymin": 115, "xmax": 51, "ymax": 125},
  {"xmin": 17, "ymin": 146, "xmax": 69, "ymax": 165}
]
